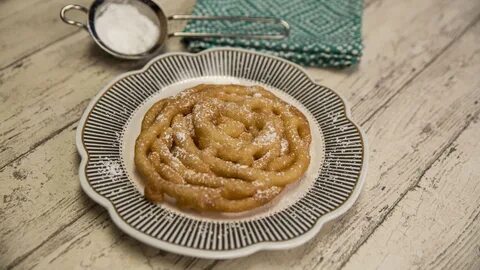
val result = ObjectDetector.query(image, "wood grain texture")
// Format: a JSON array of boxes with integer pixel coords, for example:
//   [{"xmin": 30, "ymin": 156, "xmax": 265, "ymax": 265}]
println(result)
[
  {"xmin": 184, "ymin": 14, "xmax": 480, "ymax": 270},
  {"xmin": 1, "ymin": 0, "xmax": 478, "ymax": 172},
  {"xmin": 0, "ymin": 0, "xmax": 196, "ymax": 169},
  {"xmin": 14, "ymin": 19, "xmax": 480, "ymax": 267},
  {"xmin": 343, "ymin": 117, "xmax": 480, "ymax": 270},
  {"xmin": 0, "ymin": 0, "xmax": 90, "ymax": 69},
  {"xmin": 0, "ymin": 124, "xmax": 92, "ymax": 268},
  {"xmin": 0, "ymin": 0, "xmax": 44, "ymax": 19},
  {"xmin": 0, "ymin": 0, "xmax": 194, "ymax": 69},
  {"xmin": 1, "ymin": 0, "xmax": 480, "ymax": 269}
]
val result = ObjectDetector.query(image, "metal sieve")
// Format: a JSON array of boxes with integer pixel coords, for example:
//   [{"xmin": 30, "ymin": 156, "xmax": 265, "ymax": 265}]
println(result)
[{"xmin": 60, "ymin": 0, "xmax": 290, "ymax": 60}]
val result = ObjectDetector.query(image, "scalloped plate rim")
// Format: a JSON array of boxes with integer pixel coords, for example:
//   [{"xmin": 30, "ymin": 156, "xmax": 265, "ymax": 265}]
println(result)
[{"xmin": 76, "ymin": 47, "xmax": 368, "ymax": 259}]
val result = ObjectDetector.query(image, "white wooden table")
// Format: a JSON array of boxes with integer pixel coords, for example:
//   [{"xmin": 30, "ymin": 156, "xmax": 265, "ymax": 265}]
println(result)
[{"xmin": 1, "ymin": 0, "xmax": 480, "ymax": 269}]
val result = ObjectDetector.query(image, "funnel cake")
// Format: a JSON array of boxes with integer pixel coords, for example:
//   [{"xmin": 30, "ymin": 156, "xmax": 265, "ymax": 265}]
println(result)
[{"xmin": 135, "ymin": 84, "xmax": 311, "ymax": 212}]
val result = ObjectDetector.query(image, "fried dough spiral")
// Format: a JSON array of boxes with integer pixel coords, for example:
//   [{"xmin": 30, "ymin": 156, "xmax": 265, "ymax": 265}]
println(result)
[{"xmin": 134, "ymin": 84, "xmax": 311, "ymax": 212}]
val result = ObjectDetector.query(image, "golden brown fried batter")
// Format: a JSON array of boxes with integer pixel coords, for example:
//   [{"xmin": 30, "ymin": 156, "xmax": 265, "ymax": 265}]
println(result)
[{"xmin": 135, "ymin": 84, "xmax": 311, "ymax": 212}]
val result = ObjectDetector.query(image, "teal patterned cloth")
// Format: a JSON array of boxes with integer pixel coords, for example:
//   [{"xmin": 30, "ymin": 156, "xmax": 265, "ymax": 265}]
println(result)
[{"xmin": 183, "ymin": 0, "xmax": 363, "ymax": 67}]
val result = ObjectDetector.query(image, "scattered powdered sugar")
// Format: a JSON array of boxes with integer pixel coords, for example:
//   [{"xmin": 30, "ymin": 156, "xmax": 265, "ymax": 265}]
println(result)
[
  {"xmin": 138, "ymin": 205, "xmax": 157, "ymax": 219},
  {"xmin": 98, "ymin": 157, "xmax": 123, "ymax": 178},
  {"xmin": 156, "ymin": 114, "xmax": 166, "ymax": 122},
  {"xmin": 162, "ymin": 130, "xmax": 173, "ymax": 142},
  {"xmin": 254, "ymin": 124, "xmax": 277, "ymax": 144},
  {"xmin": 234, "ymin": 163, "xmax": 249, "ymax": 169},
  {"xmin": 245, "ymin": 85, "xmax": 256, "ymax": 91},
  {"xmin": 175, "ymin": 132, "xmax": 187, "ymax": 142},
  {"xmin": 113, "ymin": 131, "xmax": 122, "ymax": 147},
  {"xmin": 168, "ymin": 155, "xmax": 183, "ymax": 171},
  {"xmin": 280, "ymin": 138, "xmax": 289, "ymax": 154},
  {"xmin": 300, "ymin": 204, "xmax": 317, "ymax": 219},
  {"xmin": 329, "ymin": 112, "xmax": 340, "ymax": 123},
  {"xmin": 102, "ymin": 105, "xmax": 129, "ymax": 119},
  {"xmin": 253, "ymin": 93, "xmax": 262, "ymax": 97},
  {"xmin": 252, "ymin": 181, "xmax": 266, "ymax": 188},
  {"xmin": 192, "ymin": 102, "xmax": 217, "ymax": 125},
  {"xmin": 172, "ymin": 148, "xmax": 187, "ymax": 159},
  {"xmin": 109, "ymin": 187, "xmax": 124, "ymax": 197},
  {"xmin": 255, "ymin": 187, "xmax": 279, "ymax": 200},
  {"xmin": 158, "ymin": 210, "xmax": 175, "ymax": 223},
  {"xmin": 197, "ymin": 222, "xmax": 213, "ymax": 238},
  {"xmin": 288, "ymin": 208, "xmax": 299, "ymax": 219},
  {"xmin": 285, "ymin": 205, "xmax": 316, "ymax": 220},
  {"xmin": 177, "ymin": 88, "xmax": 193, "ymax": 98}
]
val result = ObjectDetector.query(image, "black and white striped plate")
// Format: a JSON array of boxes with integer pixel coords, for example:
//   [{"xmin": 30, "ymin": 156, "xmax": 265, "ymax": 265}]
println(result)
[{"xmin": 76, "ymin": 48, "xmax": 367, "ymax": 258}]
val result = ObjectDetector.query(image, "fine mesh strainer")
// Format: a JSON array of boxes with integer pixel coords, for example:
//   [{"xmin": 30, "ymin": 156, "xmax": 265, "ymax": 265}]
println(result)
[{"xmin": 60, "ymin": 0, "xmax": 290, "ymax": 60}]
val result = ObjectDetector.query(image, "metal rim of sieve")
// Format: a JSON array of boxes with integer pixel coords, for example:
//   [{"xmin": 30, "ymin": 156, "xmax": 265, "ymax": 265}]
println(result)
[{"xmin": 60, "ymin": 0, "xmax": 290, "ymax": 60}]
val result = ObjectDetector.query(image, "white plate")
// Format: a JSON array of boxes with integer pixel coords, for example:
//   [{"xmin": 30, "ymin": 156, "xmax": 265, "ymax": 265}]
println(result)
[{"xmin": 76, "ymin": 48, "xmax": 367, "ymax": 259}]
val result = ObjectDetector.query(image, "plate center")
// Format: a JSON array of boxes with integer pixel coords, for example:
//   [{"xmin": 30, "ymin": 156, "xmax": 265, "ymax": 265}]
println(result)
[{"xmin": 121, "ymin": 76, "xmax": 325, "ymax": 222}]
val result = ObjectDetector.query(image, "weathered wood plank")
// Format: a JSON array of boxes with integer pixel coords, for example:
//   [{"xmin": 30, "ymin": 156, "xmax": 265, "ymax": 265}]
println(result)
[
  {"xmin": 0, "ymin": 0, "xmax": 91, "ymax": 69},
  {"xmin": 0, "ymin": 124, "xmax": 207, "ymax": 270},
  {"xmin": 0, "ymin": 0, "xmax": 195, "ymax": 69},
  {"xmin": 0, "ymin": 0, "xmax": 43, "ymax": 19},
  {"xmin": 342, "ymin": 118, "xmax": 480, "ymax": 270},
  {"xmin": 202, "ymin": 17, "xmax": 480, "ymax": 270},
  {"xmin": 133, "ymin": 16, "xmax": 480, "ymax": 270},
  {"xmin": 6, "ymin": 4, "xmax": 480, "ymax": 270},
  {"xmin": 24, "ymin": 21, "xmax": 480, "ymax": 267},
  {"xmin": 333, "ymin": 0, "xmax": 480, "ymax": 123},
  {"xmin": 2, "ymin": 0, "xmax": 480, "ymax": 268},
  {"xmin": 0, "ymin": 32, "xmax": 136, "ymax": 167},
  {"xmin": 0, "ymin": 0, "xmax": 196, "ymax": 169},
  {"xmin": 0, "ymin": 124, "xmax": 93, "ymax": 268},
  {"xmin": 1, "ymin": 0, "xmax": 478, "ymax": 173}
]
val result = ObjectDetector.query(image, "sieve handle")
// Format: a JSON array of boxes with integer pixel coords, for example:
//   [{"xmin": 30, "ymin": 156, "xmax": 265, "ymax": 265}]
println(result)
[
  {"xmin": 60, "ymin": 4, "xmax": 89, "ymax": 30},
  {"xmin": 168, "ymin": 15, "xmax": 290, "ymax": 40}
]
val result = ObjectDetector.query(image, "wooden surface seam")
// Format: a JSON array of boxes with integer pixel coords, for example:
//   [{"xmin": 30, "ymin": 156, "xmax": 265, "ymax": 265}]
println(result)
[{"xmin": 1, "ymin": 0, "xmax": 480, "ymax": 269}]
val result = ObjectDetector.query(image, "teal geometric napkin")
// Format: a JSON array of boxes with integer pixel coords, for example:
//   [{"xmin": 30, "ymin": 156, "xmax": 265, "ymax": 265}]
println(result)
[{"xmin": 183, "ymin": 0, "xmax": 363, "ymax": 67}]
